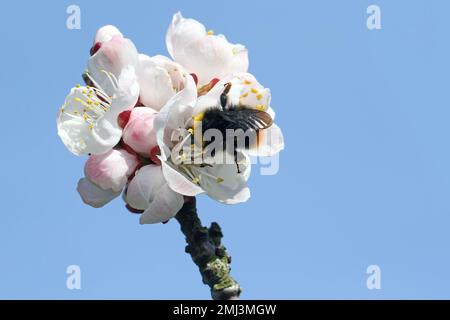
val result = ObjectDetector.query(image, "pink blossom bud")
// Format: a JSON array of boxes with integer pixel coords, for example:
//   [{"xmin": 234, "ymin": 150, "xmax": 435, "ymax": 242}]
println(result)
[
  {"xmin": 84, "ymin": 149, "xmax": 139, "ymax": 192},
  {"xmin": 94, "ymin": 25, "xmax": 123, "ymax": 44},
  {"xmin": 122, "ymin": 107, "xmax": 158, "ymax": 156}
]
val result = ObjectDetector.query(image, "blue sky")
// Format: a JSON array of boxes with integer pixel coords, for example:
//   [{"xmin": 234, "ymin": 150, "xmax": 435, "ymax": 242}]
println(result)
[{"xmin": 1, "ymin": 0, "xmax": 450, "ymax": 299}]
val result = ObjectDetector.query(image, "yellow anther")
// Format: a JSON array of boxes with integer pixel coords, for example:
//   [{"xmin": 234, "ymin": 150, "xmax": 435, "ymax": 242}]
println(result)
[
  {"xmin": 75, "ymin": 84, "xmax": 81, "ymax": 88},
  {"xmin": 216, "ymin": 177, "xmax": 224, "ymax": 184},
  {"xmin": 256, "ymin": 94, "xmax": 263, "ymax": 101},
  {"xmin": 241, "ymin": 92, "xmax": 249, "ymax": 98},
  {"xmin": 244, "ymin": 80, "xmax": 252, "ymax": 85},
  {"xmin": 256, "ymin": 104, "xmax": 266, "ymax": 111},
  {"xmin": 251, "ymin": 88, "xmax": 259, "ymax": 94},
  {"xmin": 192, "ymin": 112, "xmax": 205, "ymax": 122},
  {"xmin": 207, "ymin": 30, "xmax": 214, "ymax": 35},
  {"xmin": 88, "ymin": 124, "xmax": 93, "ymax": 130},
  {"xmin": 192, "ymin": 177, "xmax": 200, "ymax": 184}
]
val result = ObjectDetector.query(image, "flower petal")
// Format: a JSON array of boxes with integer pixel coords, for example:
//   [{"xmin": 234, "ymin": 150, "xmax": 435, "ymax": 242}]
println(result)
[
  {"xmin": 161, "ymin": 160, "xmax": 204, "ymax": 196},
  {"xmin": 125, "ymin": 165, "xmax": 165, "ymax": 210},
  {"xmin": 125, "ymin": 164, "xmax": 184, "ymax": 224},
  {"xmin": 77, "ymin": 177, "xmax": 121, "ymax": 208},
  {"xmin": 57, "ymin": 86, "xmax": 121, "ymax": 156},
  {"xmin": 166, "ymin": 12, "xmax": 206, "ymax": 60},
  {"xmin": 228, "ymin": 44, "xmax": 249, "ymax": 76},
  {"xmin": 137, "ymin": 54, "xmax": 176, "ymax": 111},
  {"xmin": 154, "ymin": 74, "xmax": 197, "ymax": 151},
  {"xmin": 106, "ymin": 65, "xmax": 140, "ymax": 120},
  {"xmin": 140, "ymin": 182, "xmax": 184, "ymax": 224},
  {"xmin": 84, "ymin": 149, "xmax": 139, "ymax": 192},
  {"xmin": 94, "ymin": 25, "xmax": 123, "ymax": 44},
  {"xmin": 207, "ymin": 73, "xmax": 270, "ymax": 111},
  {"xmin": 87, "ymin": 35, "xmax": 138, "ymax": 96},
  {"xmin": 151, "ymin": 54, "xmax": 187, "ymax": 92},
  {"xmin": 196, "ymin": 151, "xmax": 251, "ymax": 204},
  {"xmin": 89, "ymin": 117, "xmax": 123, "ymax": 155},
  {"xmin": 166, "ymin": 13, "xmax": 248, "ymax": 85},
  {"xmin": 247, "ymin": 123, "xmax": 284, "ymax": 157},
  {"xmin": 182, "ymin": 36, "xmax": 235, "ymax": 85}
]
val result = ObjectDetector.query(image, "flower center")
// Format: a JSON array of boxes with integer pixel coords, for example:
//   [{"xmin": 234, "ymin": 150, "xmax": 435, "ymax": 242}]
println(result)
[
  {"xmin": 171, "ymin": 131, "xmax": 225, "ymax": 186},
  {"xmin": 60, "ymin": 70, "xmax": 120, "ymax": 131}
]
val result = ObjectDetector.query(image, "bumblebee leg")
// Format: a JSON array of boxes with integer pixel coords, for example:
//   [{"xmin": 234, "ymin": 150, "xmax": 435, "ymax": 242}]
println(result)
[
  {"xmin": 234, "ymin": 137, "xmax": 241, "ymax": 174},
  {"xmin": 220, "ymin": 82, "xmax": 232, "ymax": 109}
]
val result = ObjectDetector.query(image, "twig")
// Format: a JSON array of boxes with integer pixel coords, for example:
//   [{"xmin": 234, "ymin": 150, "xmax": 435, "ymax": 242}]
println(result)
[{"xmin": 175, "ymin": 197, "xmax": 242, "ymax": 300}]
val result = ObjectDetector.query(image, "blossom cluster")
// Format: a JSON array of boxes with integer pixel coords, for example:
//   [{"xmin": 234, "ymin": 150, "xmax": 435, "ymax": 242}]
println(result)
[{"xmin": 57, "ymin": 13, "xmax": 284, "ymax": 224}]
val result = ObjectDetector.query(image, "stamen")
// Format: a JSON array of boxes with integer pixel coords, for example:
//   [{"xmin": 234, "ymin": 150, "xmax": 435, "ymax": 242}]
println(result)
[
  {"xmin": 90, "ymin": 86, "xmax": 111, "ymax": 101},
  {"xmin": 84, "ymin": 70, "xmax": 106, "ymax": 93},
  {"xmin": 179, "ymin": 165, "xmax": 197, "ymax": 182},
  {"xmin": 191, "ymin": 167, "xmax": 223, "ymax": 184},
  {"xmin": 173, "ymin": 132, "xmax": 193, "ymax": 159},
  {"xmin": 100, "ymin": 70, "xmax": 119, "ymax": 89}
]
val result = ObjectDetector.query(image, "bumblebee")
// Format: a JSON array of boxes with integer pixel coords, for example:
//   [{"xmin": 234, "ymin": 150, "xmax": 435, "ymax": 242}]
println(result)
[{"xmin": 192, "ymin": 82, "xmax": 274, "ymax": 172}]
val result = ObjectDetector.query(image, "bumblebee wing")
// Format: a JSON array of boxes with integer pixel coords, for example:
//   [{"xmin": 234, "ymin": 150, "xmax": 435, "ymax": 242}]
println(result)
[
  {"xmin": 217, "ymin": 107, "xmax": 273, "ymax": 131},
  {"xmin": 248, "ymin": 109, "xmax": 273, "ymax": 130},
  {"xmin": 200, "ymin": 106, "xmax": 274, "ymax": 151}
]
